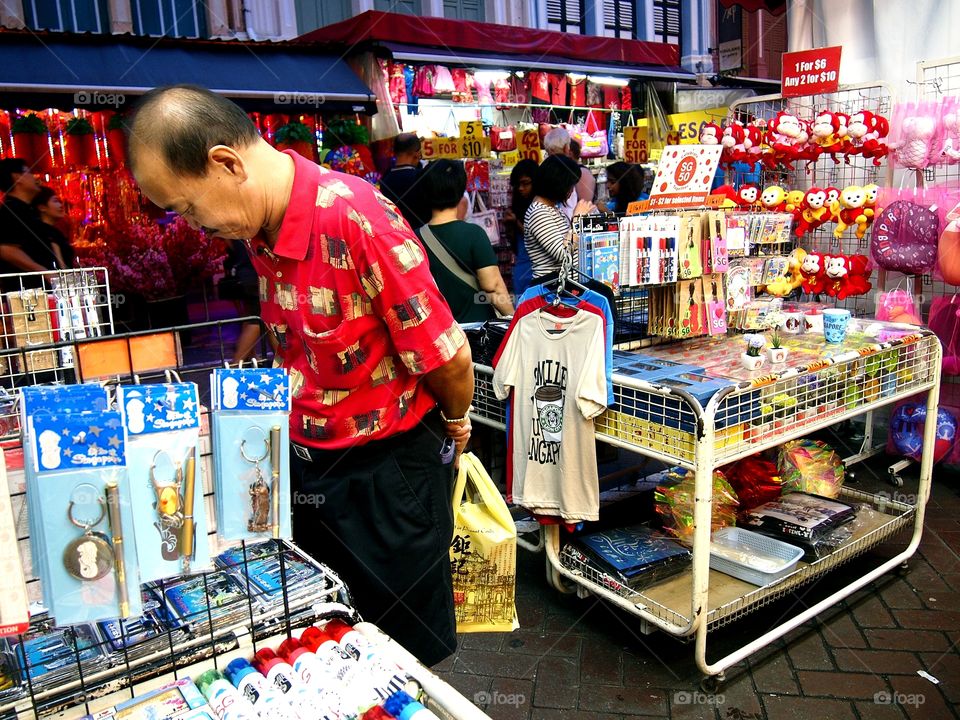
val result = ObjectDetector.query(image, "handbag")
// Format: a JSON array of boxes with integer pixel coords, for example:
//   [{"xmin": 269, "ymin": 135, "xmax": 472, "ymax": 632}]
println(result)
[
  {"xmin": 450, "ymin": 452, "xmax": 518, "ymax": 633},
  {"xmin": 579, "ymin": 110, "xmax": 609, "ymax": 159},
  {"xmin": 465, "ymin": 192, "xmax": 502, "ymax": 246},
  {"xmin": 490, "ymin": 124, "xmax": 516, "ymax": 152}
]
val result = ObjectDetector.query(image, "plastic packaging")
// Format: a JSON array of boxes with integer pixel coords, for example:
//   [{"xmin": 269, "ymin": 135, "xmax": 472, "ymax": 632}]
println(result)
[
  {"xmin": 197, "ymin": 669, "xmax": 260, "ymax": 720},
  {"xmin": 225, "ymin": 658, "xmax": 299, "ymax": 720},
  {"xmin": 655, "ymin": 468, "xmax": 738, "ymax": 545},
  {"xmin": 778, "ymin": 439, "xmax": 844, "ymax": 498}
]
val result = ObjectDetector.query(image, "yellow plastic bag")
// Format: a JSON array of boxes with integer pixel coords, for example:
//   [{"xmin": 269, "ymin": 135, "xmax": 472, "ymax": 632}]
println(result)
[{"xmin": 449, "ymin": 452, "xmax": 519, "ymax": 633}]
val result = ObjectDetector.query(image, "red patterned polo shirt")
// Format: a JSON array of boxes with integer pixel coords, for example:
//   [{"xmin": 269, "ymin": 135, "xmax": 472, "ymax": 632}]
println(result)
[{"xmin": 247, "ymin": 150, "xmax": 466, "ymax": 449}]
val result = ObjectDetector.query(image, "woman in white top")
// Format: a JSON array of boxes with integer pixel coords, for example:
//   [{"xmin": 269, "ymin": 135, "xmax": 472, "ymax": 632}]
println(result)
[{"xmin": 523, "ymin": 154, "xmax": 596, "ymax": 280}]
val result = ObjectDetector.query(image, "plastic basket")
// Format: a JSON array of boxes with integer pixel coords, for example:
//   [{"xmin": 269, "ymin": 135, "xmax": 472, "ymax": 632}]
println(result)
[{"xmin": 709, "ymin": 527, "xmax": 805, "ymax": 586}]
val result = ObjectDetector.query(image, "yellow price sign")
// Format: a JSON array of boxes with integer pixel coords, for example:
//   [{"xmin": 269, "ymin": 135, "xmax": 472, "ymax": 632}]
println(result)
[
  {"xmin": 459, "ymin": 135, "xmax": 491, "ymax": 158},
  {"xmin": 420, "ymin": 137, "xmax": 461, "ymax": 160},
  {"xmin": 459, "ymin": 120, "xmax": 484, "ymax": 139},
  {"xmin": 501, "ymin": 150, "xmax": 520, "ymax": 167},
  {"xmin": 517, "ymin": 129, "xmax": 541, "ymax": 151},
  {"xmin": 623, "ymin": 126, "xmax": 649, "ymax": 164}
]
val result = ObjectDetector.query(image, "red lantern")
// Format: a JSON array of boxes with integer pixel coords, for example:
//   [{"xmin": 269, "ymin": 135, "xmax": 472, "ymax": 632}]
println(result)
[{"xmin": 12, "ymin": 131, "xmax": 52, "ymax": 174}]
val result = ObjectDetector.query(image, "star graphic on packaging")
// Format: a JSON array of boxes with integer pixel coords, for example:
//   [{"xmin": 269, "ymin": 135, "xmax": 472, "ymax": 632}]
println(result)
[
  {"xmin": 62, "ymin": 429, "xmax": 70, "ymax": 436},
  {"xmin": 107, "ymin": 435, "xmax": 121, "ymax": 449},
  {"xmin": 88, "ymin": 425, "xmax": 102, "ymax": 437},
  {"xmin": 248, "ymin": 381, "xmax": 258, "ymax": 391},
  {"xmin": 63, "ymin": 448, "xmax": 73, "ymax": 457},
  {"xmin": 146, "ymin": 414, "xmax": 156, "ymax": 423},
  {"xmin": 260, "ymin": 374, "xmax": 273, "ymax": 385},
  {"xmin": 87, "ymin": 442, "xmax": 102, "ymax": 455},
  {"xmin": 183, "ymin": 398, "xmax": 196, "ymax": 411}
]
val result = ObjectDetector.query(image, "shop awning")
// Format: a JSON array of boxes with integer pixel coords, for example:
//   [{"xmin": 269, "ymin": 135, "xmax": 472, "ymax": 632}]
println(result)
[
  {"xmin": 0, "ymin": 31, "xmax": 377, "ymax": 113},
  {"xmin": 298, "ymin": 11, "xmax": 694, "ymax": 82}
]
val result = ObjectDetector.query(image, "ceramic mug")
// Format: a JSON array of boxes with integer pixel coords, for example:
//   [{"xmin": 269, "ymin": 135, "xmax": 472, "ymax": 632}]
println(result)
[
  {"xmin": 782, "ymin": 312, "xmax": 804, "ymax": 335},
  {"xmin": 823, "ymin": 308, "xmax": 852, "ymax": 344},
  {"xmin": 804, "ymin": 311, "xmax": 824, "ymax": 334}
]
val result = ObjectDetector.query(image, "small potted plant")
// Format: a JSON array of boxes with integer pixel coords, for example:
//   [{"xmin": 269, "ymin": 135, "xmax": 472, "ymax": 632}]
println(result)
[
  {"xmin": 275, "ymin": 120, "xmax": 316, "ymax": 161},
  {"xmin": 11, "ymin": 113, "xmax": 51, "ymax": 174},
  {"xmin": 763, "ymin": 310, "xmax": 789, "ymax": 363},
  {"xmin": 741, "ymin": 334, "xmax": 767, "ymax": 371},
  {"xmin": 63, "ymin": 116, "xmax": 97, "ymax": 169},
  {"xmin": 106, "ymin": 112, "xmax": 127, "ymax": 168}
]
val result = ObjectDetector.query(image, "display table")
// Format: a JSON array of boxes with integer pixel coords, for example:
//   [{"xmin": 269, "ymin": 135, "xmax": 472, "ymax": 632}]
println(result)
[{"xmin": 471, "ymin": 322, "xmax": 941, "ymax": 687}]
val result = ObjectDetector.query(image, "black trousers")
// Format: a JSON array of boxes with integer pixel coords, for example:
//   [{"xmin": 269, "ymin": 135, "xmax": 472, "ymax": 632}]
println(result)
[{"xmin": 290, "ymin": 412, "xmax": 457, "ymax": 666}]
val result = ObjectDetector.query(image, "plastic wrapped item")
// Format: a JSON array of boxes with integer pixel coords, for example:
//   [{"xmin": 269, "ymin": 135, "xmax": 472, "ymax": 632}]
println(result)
[
  {"xmin": 778, "ymin": 439, "xmax": 845, "ymax": 498},
  {"xmin": 655, "ymin": 468, "xmax": 738, "ymax": 546},
  {"xmin": 722, "ymin": 456, "xmax": 782, "ymax": 512}
]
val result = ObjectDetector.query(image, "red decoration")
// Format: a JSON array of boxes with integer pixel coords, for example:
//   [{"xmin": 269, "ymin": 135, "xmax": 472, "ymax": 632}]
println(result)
[{"xmin": 12, "ymin": 131, "xmax": 51, "ymax": 174}]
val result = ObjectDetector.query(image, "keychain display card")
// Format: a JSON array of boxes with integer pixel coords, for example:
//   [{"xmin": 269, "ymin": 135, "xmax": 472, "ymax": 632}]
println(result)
[
  {"xmin": 211, "ymin": 368, "xmax": 291, "ymax": 542},
  {"xmin": 5, "ymin": 290, "xmax": 57, "ymax": 373},
  {"xmin": 79, "ymin": 677, "xmax": 208, "ymax": 720},
  {"xmin": 8, "ymin": 623, "xmax": 106, "ymax": 689},
  {"xmin": 119, "ymin": 383, "xmax": 210, "ymax": 583},
  {"xmin": 159, "ymin": 570, "xmax": 249, "ymax": 631}
]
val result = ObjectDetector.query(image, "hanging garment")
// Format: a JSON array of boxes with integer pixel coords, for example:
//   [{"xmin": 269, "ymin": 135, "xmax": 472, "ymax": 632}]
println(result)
[
  {"xmin": 388, "ymin": 62, "xmax": 407, "ymax": 107},
  {"xmin": 404, "ymin": 65, "xmax": 418, "ymax": 114},
  {"xmin": 511, "ymin": 74, "xmax": 530, "ymax": 105},
  {"xmin": 433, "ymin": 65, "xmax": 455, "ymax": 94},
  {"xmin": 568, "ymin": 77, "xmax": 586, "ymax": 108},
  {"xmin": 550, "ymin": 74, "xmax": 568, "ymax": 107},
  {"xmin": 529, "ymin": 71, "xmax": 551, "ymax": 103}
]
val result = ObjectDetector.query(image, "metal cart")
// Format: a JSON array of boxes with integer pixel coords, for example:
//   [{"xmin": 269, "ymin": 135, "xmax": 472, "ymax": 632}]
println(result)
[{"xmin": 470, "ymin": 324, "xmax": 941, "ymax": 689}]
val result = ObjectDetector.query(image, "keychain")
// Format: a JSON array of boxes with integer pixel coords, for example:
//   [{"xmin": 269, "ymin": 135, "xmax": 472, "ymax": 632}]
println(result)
[
  {"xmin": 63, "ymin": 487, "xmax": 114, "ymax": 581},
  {"xmin": 240, "ymin": 427, "xmax": 271, "ymax": 533},
  {"xmin": 151, "ymin": 450, "xmax": 184, "ymax": 560}
]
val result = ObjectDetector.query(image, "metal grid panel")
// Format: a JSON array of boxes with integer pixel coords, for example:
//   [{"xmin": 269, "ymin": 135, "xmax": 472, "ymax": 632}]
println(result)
[{"xmin": 730, "ymin": 84, "xmax": 895, "ymax": 317}]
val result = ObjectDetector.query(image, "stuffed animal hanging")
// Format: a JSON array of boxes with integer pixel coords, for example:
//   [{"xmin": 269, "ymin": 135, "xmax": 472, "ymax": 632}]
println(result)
[
  {"xmin": 795, "ymin": 187, "xmax": 829, "ymax": 238},
  {"xmin": 810, "ymin": 111, "xmax": 848, "ymax": 164},
  {"xmin": 760, "ymin": 185, "xmax": 788, "ymax": 212},
  {"xmin": 720, "ymin": 120, "xmax": 745, "ymax": 166},
  {"xmin": 699, "ymin": 122, "xmax": 722, "ymax": 146},
  {"xmin": 832, "ymin": 185, "xmax": 868, "ymax": 239},
  {"xmin": 765, "ymin": 247, "xmax": 808, "ymax": 297},
  {"xmin": 846, "ymin": 110, "xmax": 890, "ymax": 165},
  {"xmin": 764, "ymin": 111, "xmax": 807, "ymax": 170},
  {"xmin": 800, "ymin": 252, "xmax": 827, "ymax": 295}
]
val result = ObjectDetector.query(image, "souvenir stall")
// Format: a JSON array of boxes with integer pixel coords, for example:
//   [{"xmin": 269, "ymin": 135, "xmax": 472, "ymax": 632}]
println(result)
[
  {"xmin": 0, "ymin": 31, "xmax": 490, "ymax": 720},
  {"xmin": 466, "ymin": 51, "xmax": 950, "ymax": 688}
]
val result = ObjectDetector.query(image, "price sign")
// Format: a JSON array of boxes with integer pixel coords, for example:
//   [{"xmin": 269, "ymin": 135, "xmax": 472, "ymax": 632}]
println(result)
[
  {"xmin": 647, "ymin": 144, "xmax": 723, "ymax": 209},
  {"xmin": 459, "ymin": 135, "xmax": 491, "ymax": 158},
  {"xmin": 782, "ymin": 46, "xmax": 842, "ymax": 98},
  {"xmin": 501, "ymin": 150, "xmax": 519, "ymax": 167},
  {"xmin": 459, "ymin": 120, "xmax": 484, "ymax": 139},
  {"xmin": 516, "ymin": 129, "xmax": 542, "ymax": 161},
  {"xmin": 420, "ymin": 137, "xmax": 461, "ymax": 160},
  {"xmin": 623, "ymin": 126, "xmax": 648, "ymax": 163}
]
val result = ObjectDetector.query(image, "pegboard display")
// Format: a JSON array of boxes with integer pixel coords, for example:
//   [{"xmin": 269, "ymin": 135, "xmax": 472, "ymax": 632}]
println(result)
[{"xmin": 729, "ymin": 83, "xmax": 895, "ymax": 317}]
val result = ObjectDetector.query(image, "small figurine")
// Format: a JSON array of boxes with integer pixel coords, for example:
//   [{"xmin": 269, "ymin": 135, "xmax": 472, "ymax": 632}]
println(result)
[{"xmin": 249, "ymin": 480, "xmax": 270, "ymax": 533}]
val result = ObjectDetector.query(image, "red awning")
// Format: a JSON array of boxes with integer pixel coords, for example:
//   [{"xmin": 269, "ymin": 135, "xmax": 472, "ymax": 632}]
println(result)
[
  {"xmin": 298, "ymin": 10, "xmax": 679, "ymax": 69},
  {"xmin": 718, "ymin": 0, "xmax": 786, "ymax": 15}
]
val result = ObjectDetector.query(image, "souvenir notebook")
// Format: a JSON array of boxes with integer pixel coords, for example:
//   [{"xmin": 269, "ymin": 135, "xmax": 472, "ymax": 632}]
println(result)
[{"xmin": 571, "ymin": 525, "xmax": 691, "ymax": 589}]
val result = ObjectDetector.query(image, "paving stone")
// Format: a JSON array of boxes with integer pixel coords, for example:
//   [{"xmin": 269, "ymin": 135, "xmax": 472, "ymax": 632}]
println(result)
[
  {"xmin": 517, "ymin": 593, "xmax": 548, "ymax": 632},
  {"xmin": 455, "ymin": 649, "xmax": 537, "ymax": 679},
  {"xmin": 879, "ymin": 578, "xmax": 924, "ymax": 609},
  {"xmin": 760, "ymin": 696, "xmax": 857, "ymax": 720},
  {"xmin": 893, "ymin": 609, "xmax": 960, "ymax": 631},
  {"xmin": 665, "ymin": 700, "xmax": 719, "ymax": 720},
  {"xmin": 785, "ymin": 629, "xmax": 834, "ymax": 670},
  {"xmin": 530, "ymin": 710, "xmax": 612, "ymax": 720},
  {"xmin": 851, "ymin": 702, "xmax": 907, "ymax": 720},
  {"xmin": 819, "ymin": 611, "xmax": 867, "ymax": 648},
  {"xmin": 748, "ymin": 651, "xmax": 799, "ymax": 695},
  {"xmin": 918, "ymin": 541, "xmax": 960, "ymax": 576},
  {"xmin": 796, "ymin": 670, "xmax": 888, "ymax": 699},
  {"xmin": 920, "ymin": 651, "xmax": 960, "ymax": 704},
  {"xmin": 831, "ymin": 648, "xmax": 921, "ymax": 675},
  {"xmin": 903, "ymin": 562, "xmax": 954, "ymax": 597},
  {"xmin": 621, "ymin": 650, "xmax": 692, "ymax": 690},
  {"xmin": 577, "ymin": 684, "xmax": 667, "ymax": 716},
  {"xmin": 533, "ymin": 656, "xmax": 580, "ymax": 710},
  {"xmin": 432, "ymin": 652, "xmax": 457, "ymax": 673},
  {"xmin": 887, "ymin": 675, "xmax": 956, "ymax": 720},
  {"xmin": 502, "ymin": 630, "xmax": 581, "ymax": 658},
  {"xmin": 864, "ymin": 628, "xmax": 951, "ymax": 652},
  {"xmin": 461, "ymin": 632, "xmax": 506, "ymax": 652},
  {"xmin": 435, "ymin": 671, "xmax": 492, "ymax": 705},
  {"xmin": 709, "ymin": 672, "xmax": 762, "ymax": 718},
  {"xmin": 485, "ymin": 678, "xmax": 534, "ymax": 720},
  {"xmin": 580, "ymin": 641, "xmax": 623, "ymax": 685},
  {"xmin": 850, "ymin": 593, "xmax": 897, "ymax": 628}
]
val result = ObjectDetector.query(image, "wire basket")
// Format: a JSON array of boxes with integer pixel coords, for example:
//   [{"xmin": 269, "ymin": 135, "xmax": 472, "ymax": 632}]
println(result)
[{"xmin": 708, "ymin": 527, "xmax": 805, "ymax": 586}]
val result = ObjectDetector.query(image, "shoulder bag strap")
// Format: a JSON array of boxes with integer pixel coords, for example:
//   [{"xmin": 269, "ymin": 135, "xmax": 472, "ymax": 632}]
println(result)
[{"xmin": 419, "ymin": 225, "xmax": 480, "ymax": 292}]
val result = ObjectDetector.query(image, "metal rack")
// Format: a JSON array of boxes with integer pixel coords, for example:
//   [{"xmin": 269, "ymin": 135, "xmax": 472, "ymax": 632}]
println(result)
[{"xmin": 471, "ymin": 325, "xmax": 940, "ymax": 686}]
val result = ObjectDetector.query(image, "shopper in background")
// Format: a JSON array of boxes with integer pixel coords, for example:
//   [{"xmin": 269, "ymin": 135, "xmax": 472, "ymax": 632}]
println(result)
[
  {"xmin": 502, "ymin": 158, "xmax": 538, "ymax": 294},
  {"xmin": 0, "ymin": 159, "xmax": 59, "ymax": 290},
  {"xmin": 525, "ymin": 154, "xmax": 595, "ymax": 280},
  {"xmin": 543, "ymin": 127, "xmax": 596, "ymax": 216},
  {"xmin": 378, "ymin": 133, "xmax": 429, "ymax": 230},
  {"xmin": 416, "ymin": 160, "xmax": 514, "ymax": 322},
  {"xmin": 220, "ymin": 239, "xmax": 264, "ymax": 364},
  {"xmin": 602, "ymin": 162, "xmax": 648, "ymax": 215},
  {"xmin": 32, "ymin": 186, "xmax": 75, "ymax": 269},
  {"xmin": 125, "ymin": 85, "xmax": 473, "ymax": 667}
]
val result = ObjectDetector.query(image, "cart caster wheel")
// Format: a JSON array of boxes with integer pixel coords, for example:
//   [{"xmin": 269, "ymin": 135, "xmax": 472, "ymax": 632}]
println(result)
[
  {"xmin": 891, "ymin": 474, "xmax": 904, "ymax": 488},
  {"xmin": 700, "ymin": 675, "xmax": 722, "ymax": 694},
  {"xmin": 898, "ymin": 560, "xmax": 910, "ymax": 574}
]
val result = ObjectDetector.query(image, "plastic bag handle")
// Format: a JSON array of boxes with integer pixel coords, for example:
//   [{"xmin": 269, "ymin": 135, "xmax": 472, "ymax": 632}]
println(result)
[{"xmin": 451, "ymin": 452, "xmax": 514, "ymax": 529}]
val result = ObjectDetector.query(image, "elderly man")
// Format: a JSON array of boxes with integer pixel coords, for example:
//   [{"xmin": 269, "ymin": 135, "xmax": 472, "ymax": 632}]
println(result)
[
  {"xmin": 125, "ymin": 85, "xmax": 473, "ymax": 666},
  {"xmin": 542, "ymin": 127, "xmax": 596, "ymax": 218}
]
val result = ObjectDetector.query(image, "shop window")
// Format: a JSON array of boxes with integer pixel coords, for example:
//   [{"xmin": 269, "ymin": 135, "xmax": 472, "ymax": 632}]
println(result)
[
  {"xmin": 444, "ymin": 0, "xmax": 484, "ymax": 22},
  {"xmin": 603, "ymin": 0, "xmax": 634, "ymax": 38},
  {"xmin": 546, "ymin": 0, "xmax": 585, "ymax": 34},
  {"xmin": 295, "ymin": 0, "xmax": 351, "ymax": 32},
  {"xmin": 374, "ymin": 0, "xmax": 421, "ymax": 14},
  {"xmin": 23, "ymin": 0, "xmax": 110, "ymax": 33},
  {"xmin": 652, "ymin": 0, "xmax": 681, "ymax": 45},
  {"xmin": 131, "ymin": 0, "xmax": 208, "ymax": 37}
]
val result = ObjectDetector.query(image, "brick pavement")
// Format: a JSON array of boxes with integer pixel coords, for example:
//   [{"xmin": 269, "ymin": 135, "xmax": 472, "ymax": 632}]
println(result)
[{"xmin": 436, "ymin": 435, "xmax": 960, "ymax": 719}]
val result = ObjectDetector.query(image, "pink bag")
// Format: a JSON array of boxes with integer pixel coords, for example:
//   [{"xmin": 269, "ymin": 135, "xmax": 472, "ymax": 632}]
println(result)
[
  {"xmin": 875, "ymin": 288, "xmax": 921, "ymax": 324},
  {"xmin": 927, "ymin": 295, "xmax": 960, "ymax": 375},
  {"xmin": 941, "ymin": 96, "xmax": 960, "ymax": 166},
  {"xmin": 889, "ymin": 100, "xmax": 944, "ymax": 170},
  {"xmin": 578, "ymin": 110, "xmax": 609, "ymax": 159}
]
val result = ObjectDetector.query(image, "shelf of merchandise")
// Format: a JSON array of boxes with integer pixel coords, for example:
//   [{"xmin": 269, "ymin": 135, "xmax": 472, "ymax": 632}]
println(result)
[{"xmin": 470, "ymin": 325, "xmax": 941, "ymax": 685}]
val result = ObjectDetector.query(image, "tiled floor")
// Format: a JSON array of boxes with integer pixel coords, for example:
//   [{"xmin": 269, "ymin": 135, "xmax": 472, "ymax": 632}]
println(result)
[{"xmin": 436, "ymin": 433, "xmax": 960, "ymax": 719}]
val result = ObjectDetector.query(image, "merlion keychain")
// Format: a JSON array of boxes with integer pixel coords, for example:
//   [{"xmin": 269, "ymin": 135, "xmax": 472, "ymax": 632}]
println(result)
[
  {"xmin": 240, "ymin": 427, "xmax": 271, "ymax": 533},
  {"xmin": 63, "ymin": 487, "xmax": 114, "ymax": 581}
]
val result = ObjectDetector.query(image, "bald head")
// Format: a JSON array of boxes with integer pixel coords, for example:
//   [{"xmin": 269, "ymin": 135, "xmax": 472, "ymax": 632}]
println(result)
[{"xmin": 126, "ymin": 84, "xmax": 260, "ymax": 177}]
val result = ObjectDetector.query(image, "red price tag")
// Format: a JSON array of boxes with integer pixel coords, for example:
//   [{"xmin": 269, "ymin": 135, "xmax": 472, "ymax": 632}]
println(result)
[
  {"xmin": 782, "ymin": 46, "xmax": 842, "ymax": 98},
  {"xmin": 673, "ymin": 155, "xmax": 698, "ymax": 187}
]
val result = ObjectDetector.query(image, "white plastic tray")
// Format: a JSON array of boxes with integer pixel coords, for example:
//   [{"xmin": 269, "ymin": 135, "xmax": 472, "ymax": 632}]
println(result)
[{"xmin": 709, "ymin": 527, "xmax": 804, "ymax": 586}]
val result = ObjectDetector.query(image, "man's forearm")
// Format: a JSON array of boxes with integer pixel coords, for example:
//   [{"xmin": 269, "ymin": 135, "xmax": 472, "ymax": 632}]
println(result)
[
  {"xmin": 0, "ymin": 245, "xmax": 46, "ymax": 272},
  {"xmin": 423, "ymin": 342, "xmax": 474, "ymax": 418}
]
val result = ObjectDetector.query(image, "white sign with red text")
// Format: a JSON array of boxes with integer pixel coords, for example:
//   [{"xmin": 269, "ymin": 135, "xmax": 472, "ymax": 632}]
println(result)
[{"xmin": 647, "ymin": 145, "xmax": 723, "ymax": 209}]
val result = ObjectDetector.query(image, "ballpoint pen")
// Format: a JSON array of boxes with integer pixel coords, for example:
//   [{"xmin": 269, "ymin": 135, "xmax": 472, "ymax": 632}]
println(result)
[
  {"xmin": 104, "ymin": 481, "xmax": 129, "ymax": 618},
  {"xmin": 270, "ymin": 425, "xmax": 281, "ymax": 539},
  {"xmin": 181, "ymin": 446, "xmax": 197, "ymax": 573}
]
